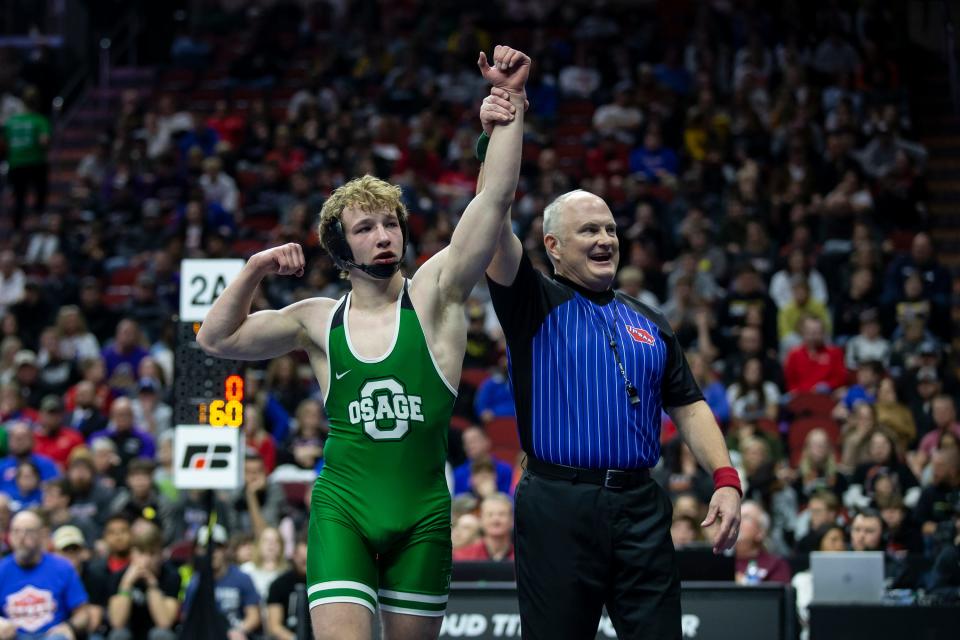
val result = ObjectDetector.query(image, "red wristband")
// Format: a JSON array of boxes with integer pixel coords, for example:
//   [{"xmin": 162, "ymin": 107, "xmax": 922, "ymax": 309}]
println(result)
[{"xmin": 713, "ymin": 466, "xmax": 742, "ymax": 497}]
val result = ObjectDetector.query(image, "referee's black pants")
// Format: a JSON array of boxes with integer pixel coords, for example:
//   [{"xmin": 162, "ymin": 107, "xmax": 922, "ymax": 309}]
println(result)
[{"xmin": 514, "ymin": 469, "xmax": 681, "ymax": 640}]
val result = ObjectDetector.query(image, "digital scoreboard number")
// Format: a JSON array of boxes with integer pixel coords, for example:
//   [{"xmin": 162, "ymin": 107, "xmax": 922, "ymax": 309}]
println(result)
[
  {"xmin": 173, "ymin": 322, "xmax": 246, "ymax": 428},
  {"xmin": 173, "ymin": 259, "xmax": 248, "ymax": 429}
]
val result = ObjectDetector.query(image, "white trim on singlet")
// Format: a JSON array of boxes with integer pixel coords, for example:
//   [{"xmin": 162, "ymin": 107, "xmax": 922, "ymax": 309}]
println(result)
[
  {"xmin": 322, "ymin": 295, "xmax": 347, "ymax": 405},
  {"xmin": 343, "ymin": 282, "xmax": 404, "ymax": 364}
]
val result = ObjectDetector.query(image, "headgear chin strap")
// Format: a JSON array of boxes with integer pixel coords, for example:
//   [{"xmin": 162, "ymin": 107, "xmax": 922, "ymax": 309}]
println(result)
[{"xmin": 323, "ymin": 218, "xmax": 407, "ymax": 280}]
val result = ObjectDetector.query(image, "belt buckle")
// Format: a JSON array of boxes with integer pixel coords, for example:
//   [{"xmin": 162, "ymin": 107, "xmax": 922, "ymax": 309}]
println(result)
[{"xmin": 604, "ymin": 470, "xmax": 625, "ymax": 489}]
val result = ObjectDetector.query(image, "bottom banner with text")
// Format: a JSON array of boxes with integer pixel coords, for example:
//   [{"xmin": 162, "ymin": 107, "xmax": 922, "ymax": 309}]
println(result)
[{"xmin": 438, "ymin": 582, "xmax": 794, "ymax": 640}]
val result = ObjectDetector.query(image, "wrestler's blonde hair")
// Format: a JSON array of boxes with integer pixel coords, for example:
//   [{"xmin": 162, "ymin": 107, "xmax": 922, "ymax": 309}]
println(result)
[{"xmin": 317, "ymin": 175, "xmax": 408, "ymax": 253}]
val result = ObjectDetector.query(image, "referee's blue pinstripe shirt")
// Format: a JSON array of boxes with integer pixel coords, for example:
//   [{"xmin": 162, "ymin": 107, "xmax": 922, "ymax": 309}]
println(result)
[{"xmin": 488, "ymin": 254, "xmax": 703, "ymax": 470}]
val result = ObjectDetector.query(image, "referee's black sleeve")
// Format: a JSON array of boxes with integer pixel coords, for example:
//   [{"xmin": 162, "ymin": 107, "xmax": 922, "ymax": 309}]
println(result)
[
  {"xmin": 661, "ymin": 329, "xmax": 704, "ymax": 409},
  {"xmin": 487, "ymin": 252, "xmax": 547, "ymax": 341}
]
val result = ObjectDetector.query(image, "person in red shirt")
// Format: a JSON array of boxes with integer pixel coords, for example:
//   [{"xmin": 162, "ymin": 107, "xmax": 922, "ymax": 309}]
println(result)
[
  {"xmin": 784, "ymin": 316, "xmax": 848, "ymax": 393},
  {"xmin": 734, "ymin": 500, "xmax": 792, "ymax": 584},
  {"xmin": 244, "ymin": 405, "xmax": 277, "ymax": 474},
  {"xmin": 453, "ymin": 493, "xmax": 515, "ymax": 562},
  {"xmin": 32, "ymin": 395, "xmax": 84, "ymax": 470}
]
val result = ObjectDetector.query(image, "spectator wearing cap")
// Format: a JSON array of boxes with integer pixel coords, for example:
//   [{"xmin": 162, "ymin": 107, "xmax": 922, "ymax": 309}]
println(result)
[
  {"xmin": 89, "ymin": 397, "xmax": 156, "ymax": 475},
  {"xmin": 109, "ymin": 457, "xmax": 173, "ymax": 526},
  {"xmin": 33, "ymin": 395, "xmax": 85, "ymax": 470},
  {"xmin": 65, "ymin": 380, "xmax": 109, "ymax": 440},
  {"xmin": 909, "ymin": 366, "xmax": 943, "ymax": 438},
  {"xmin": 183, "ymin": 524, "xmax": 261, "ymax": 637},
  {"xmin": 453, "ymin": 493, "xmax": 515, "ymax": 562},
  {"xmin": 130, "ymin": 378, "xmax": 172, "ymax": 438},
  {"xmin": 917, "ymin": 395, "xmax": 960, "ymax": 457},
  {"xmin": 52, "ymin": 524, "xmax": 108, "ymax": 637},
  {"xmin": 65, "ymin": 448, "xmax": 113, "ymax": 533},
  {"xmin": 0, "ymin": 421, "xmax": 59, "ymax": 492},
  {"xmin": 783, "ymin": 316, "xmax": 848, "ymax": 394},
  {"xmin": 845, "ymin": 308, "xmax": 891, "ymax": 369},
  {"xmin": 10, "ymin": 349, "xmax": 46, "ymax": 409},
  {"xmin": 0, "ymin": 510, "xmax": 89, "ymax": 639},
  {"xmin": 106, "ymin": 520, "xmax": 180, "ymax": 640},
  {"xmin": 42, "ymin": 478, "xmax": 98, "ymax": 549},
  {"xmin": 0, "ymin": 250, "xmax": 26, "ymax": 317}
]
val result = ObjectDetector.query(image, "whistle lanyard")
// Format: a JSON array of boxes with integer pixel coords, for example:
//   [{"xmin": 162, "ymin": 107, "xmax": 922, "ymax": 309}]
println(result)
[{"xmin": 584, "ymin": 298, "xmax": 640, "ymax": 406}]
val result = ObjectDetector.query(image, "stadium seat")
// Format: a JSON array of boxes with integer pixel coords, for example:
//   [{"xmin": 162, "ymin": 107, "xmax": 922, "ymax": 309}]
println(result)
[
  {"xmin": 786, "ymin": 392, "xmax": 836, "ymax": 419},
  {"xmin": 449, "ymin": 415, "xmax": 472, "ymax": 431},
  {"xmin": 459, "ymin": 367, "xmax": 490, "ymax": 391},
  {"xmin": 787, "ymin": 417, "xmax": 841, "ymax": 467},
  {"xmin": 486, "ymin": 417, "xmax": 520, "ymax": 450},
  {"xmin": 755, "ymin": 418, "xmax": 781, "ymax": 437}
]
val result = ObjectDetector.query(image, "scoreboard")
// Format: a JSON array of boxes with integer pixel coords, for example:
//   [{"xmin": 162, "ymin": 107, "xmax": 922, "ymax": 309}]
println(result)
[
  {"xmin": 172, "ymin": 322, "xmax": 246, "ymax": 427},
  {"xmin": 174, "ymin": 259, "xmax": 246, "ymax": 490},
  {"xmin": 173, "ymin": 259, "xmax": 248, "ymax": 428}
]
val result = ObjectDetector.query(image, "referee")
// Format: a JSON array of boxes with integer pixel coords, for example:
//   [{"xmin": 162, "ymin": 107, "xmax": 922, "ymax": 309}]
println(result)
[{"xmin": 478, "ymin": 143, "xmax": 742, "ymax": 637}]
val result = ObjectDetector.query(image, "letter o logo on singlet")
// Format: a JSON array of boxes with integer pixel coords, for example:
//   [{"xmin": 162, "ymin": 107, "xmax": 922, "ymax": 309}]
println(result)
[{"xmin": 348, "ymin": 377, "xmax": 424, "ymax": 441}]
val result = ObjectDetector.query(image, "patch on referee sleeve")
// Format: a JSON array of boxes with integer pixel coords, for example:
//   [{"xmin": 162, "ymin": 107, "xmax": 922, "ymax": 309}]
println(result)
[
  {"xmin": 377, "ymin": 589, "xmax": 448, "ymax": 617},
  {"xmin": 307, "ymin": 580, "xmax": 378, "ymax": 614}
]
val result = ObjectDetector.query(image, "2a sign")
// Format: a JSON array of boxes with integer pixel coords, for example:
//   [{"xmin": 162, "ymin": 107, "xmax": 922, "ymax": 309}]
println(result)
[
  {"xmin": 179, "ymin": 259, "xmax": 245, "ymax": 322},
  {"xmin": 174, "ymin": 425, "xmax": 243, "ymax": 490}
]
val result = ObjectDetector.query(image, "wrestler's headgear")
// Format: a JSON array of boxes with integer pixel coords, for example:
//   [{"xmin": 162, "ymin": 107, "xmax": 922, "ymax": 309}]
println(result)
[{"xmin": 319, "ymin": 176, "xmax": 408, "ymax": 280}]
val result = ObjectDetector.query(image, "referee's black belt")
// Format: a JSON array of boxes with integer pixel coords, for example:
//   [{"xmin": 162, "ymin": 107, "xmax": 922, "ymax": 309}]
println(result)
[{"xmin": 526, "ymin": 457, "xmax": 650, "ymax": 489}]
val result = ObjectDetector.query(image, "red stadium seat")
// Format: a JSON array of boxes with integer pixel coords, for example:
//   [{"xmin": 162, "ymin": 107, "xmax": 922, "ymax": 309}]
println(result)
[
  {"xmin": 279, "ymin": 481, "xmax": 310, "ymax": 507},
  {"xmin": 449, "ymin": 415, "xmax": 472, "ymax": 431},
  {"xmin": 103, "ymin": 266, "xmax": 144, "ymax": 309},
  {"xmin": 460, "ymin": 367, "xmax": 490, "ymax": 391},
  {"xmin": 231, "ymin": 239, "xmax": 266, "ymax": 258},
  {"xmin": 167, "ymin": 540, "xmax": 194, "ymax": 565},
  {"xmin": 786, "ymin": 392, "xmax": 836, "ymax": 419},
  {"xmin": 486, "ymin": 417, "xmax": 520, "ymax": 450},
  {"xmin": 755, "ymin": 418, "xmax": 781, "ymax": 437},
  {"xmin": 492, "ymin": 445, "xmax": 522, "ymax": 466},
  {"xmin": 787, "ymin": 417, "xmax": 841, "ymax": 467}
]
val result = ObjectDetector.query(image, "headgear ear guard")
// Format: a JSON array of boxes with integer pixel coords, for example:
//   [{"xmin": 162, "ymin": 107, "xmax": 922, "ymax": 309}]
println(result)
[{"xmin": 322, "ymin": 214, "xmax": 408, "ymax": 279}]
